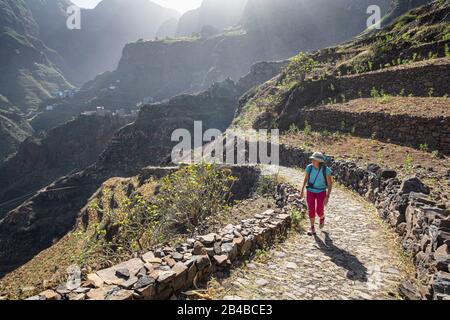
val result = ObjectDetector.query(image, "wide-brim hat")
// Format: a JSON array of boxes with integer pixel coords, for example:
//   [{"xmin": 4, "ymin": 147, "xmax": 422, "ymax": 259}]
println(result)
[{"xmin": 309, "ymin": 152, "xmax": 326, "ymax": 163}]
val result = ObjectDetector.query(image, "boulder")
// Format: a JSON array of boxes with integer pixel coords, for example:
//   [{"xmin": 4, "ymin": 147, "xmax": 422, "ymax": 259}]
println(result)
[
  {"xmin": 118, "ymin": 277, "xmax": 137, "ymax": 289},
  {"xmin": 171, "ymin": 252, "xmax": 183, "ymax": 261},
  {"xmin": 136, "ymin": 283, "xmax": 155, "ymax": 300},
  {"xmin": 399, "ymin": 177, "xmax": 430, "ymax": 195},
  {"xmin": 68, "ymin": 293, "xmax": 86, "ymax": 300}
]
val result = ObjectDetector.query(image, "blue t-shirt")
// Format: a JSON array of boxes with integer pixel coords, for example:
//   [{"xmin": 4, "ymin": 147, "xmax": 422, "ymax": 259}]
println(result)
[{"xmin": 306, "ymin": 165, "xmax": 331, "ymax": 193}]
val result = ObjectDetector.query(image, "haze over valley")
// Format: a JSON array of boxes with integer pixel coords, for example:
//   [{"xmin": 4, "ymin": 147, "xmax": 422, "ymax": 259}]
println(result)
[{"xmin": 0, "ymin": 0, "xmax": 449, "ymax": 301}]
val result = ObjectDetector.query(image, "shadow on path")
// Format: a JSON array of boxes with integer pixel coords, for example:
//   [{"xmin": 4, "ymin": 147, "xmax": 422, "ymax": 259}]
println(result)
[{"xmin": 313, "ymin": 231, "xmax": 368, "ymax": 282}]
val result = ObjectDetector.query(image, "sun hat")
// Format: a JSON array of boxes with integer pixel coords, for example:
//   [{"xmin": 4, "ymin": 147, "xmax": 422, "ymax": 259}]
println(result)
[{"xmin": 309, "ymin": 152, "xmax": 326, "ymax": 163}]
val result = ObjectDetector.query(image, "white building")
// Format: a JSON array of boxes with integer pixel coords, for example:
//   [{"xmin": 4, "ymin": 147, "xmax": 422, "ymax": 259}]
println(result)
[{"xmin": 96, "ymin": 106, "xmax": 106, "ymax": 116}]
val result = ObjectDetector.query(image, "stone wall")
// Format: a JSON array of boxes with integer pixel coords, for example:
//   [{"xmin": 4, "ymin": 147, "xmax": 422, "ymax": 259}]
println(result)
[
  {"xmin": 279, "ymin": 144, "xmax": 450, "ymax": 300},
  {"xmin": 295, "ymin": 108, "xmax": 450, "ymax": 154},
  {"xmin": 338, "ymin": 58, "xmax": 450, "ymax": 99},
  {"xmin": 28, "ymin": 184, "xmax": 299, "ymax": 300},
  {"xmin": 274, "ymin": 58, "xmax": 450, "ymax": 153}
]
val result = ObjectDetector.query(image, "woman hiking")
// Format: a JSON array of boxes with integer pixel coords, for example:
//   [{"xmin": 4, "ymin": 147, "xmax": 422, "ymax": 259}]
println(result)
[{"xmin": 300, "ymin": 152, "xmax": 333, "ymax": 235}]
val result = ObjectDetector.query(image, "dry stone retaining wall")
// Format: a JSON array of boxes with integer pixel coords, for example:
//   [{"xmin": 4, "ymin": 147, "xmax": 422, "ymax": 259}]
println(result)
[
  {"xmin": 296, "ymin": 108, "xmax": 450, "ymax": 154},
  {"xmin": 338, "ymin": 58, "xmax": 450, "ymax": 99},
  {"xmin": 275, "ymin": 59, "xmax": 450, "ymax": 153},
  {"xmin": 28, "ymin": 185, "xmax": 297, "ymax": 300}
]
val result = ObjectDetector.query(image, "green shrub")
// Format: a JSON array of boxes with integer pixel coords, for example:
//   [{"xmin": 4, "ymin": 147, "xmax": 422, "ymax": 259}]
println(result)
[
  {"xmin": 83, "ymin": 186, "xmax": 160, "ymax": 265},
  {"xmin": 419, "ymin": 143, "xmax": 429, "ymax": 152},
  {"xmin": 303, "ymin": 120, "xmax": 312, "ymax": 135},
  {"xmin": 155, "ymin": 163, "xmax": 236, "ymax": 233},
  {"xmin": 404, "ymin": 154, "xmax": 414, "ymax": 173}
]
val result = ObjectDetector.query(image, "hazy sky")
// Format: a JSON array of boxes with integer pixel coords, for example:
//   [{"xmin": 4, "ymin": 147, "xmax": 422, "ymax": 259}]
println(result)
[{"xmin": 71, "ymin": 0, "xmax": 202, "ymax": 13}]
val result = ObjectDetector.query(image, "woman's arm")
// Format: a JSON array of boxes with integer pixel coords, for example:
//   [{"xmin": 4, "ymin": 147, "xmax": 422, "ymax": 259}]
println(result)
[
  {"xmin": 325, "ymin": 175, "xmax": 333, "ymax": 206},
  {"xmin": 300, "ymin": 173, "xmax": 309, "ymax": 199}
]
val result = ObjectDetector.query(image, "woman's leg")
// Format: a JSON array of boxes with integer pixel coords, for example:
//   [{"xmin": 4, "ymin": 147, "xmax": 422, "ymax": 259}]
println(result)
[
  {"xmin": 306, "ymin": 191, "xmax": 317, "ymax": 230},
  {"xmin": 316, "ymin": 191, "xmax": 327, "ymax": 224}
]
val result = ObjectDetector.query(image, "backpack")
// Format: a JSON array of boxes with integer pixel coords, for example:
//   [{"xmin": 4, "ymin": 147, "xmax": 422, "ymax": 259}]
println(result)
[{"xmin": 306, "ymin": 164, "xmax": 328, "ymax": 189}]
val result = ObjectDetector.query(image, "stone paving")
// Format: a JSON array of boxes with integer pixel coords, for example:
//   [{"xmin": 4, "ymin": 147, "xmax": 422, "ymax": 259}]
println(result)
[{"xmin": 210, "ymin": 166, "xmax": 411, "ymax": 300}]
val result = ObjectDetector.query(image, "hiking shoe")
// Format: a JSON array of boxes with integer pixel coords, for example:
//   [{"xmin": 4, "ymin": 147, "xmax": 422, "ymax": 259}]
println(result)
[
  {"xmin": 307, "ymin": 227, "xmax": 316, "ymax": 236},
  {"xmin": 319, "ymin": 218, "xmax": 325, "ymax": 229}
]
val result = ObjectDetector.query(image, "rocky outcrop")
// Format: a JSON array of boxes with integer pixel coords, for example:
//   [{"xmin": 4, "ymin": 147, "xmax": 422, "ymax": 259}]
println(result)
[
  {"xmin": 237, "ymin": 60, "xmax": 288, "ymax": 93},
  {"xmin": 0, "ymin": 114, "xmax": 129, "ymax": 215},
  {"xmin": 27, "ymin": 184, "xmax": 301, "ymax": 300}
]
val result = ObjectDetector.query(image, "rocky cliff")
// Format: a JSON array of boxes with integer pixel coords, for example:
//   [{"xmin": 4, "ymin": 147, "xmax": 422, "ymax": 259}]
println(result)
[{"xmin": 0, "ymin": 114, "xmax": 129, "ymax": 216}]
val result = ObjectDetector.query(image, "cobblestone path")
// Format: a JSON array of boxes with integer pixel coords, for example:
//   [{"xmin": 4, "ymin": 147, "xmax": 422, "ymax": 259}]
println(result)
[{"xmin": 210, "ymin": 166, "xmax": 412, "ymax": 300}]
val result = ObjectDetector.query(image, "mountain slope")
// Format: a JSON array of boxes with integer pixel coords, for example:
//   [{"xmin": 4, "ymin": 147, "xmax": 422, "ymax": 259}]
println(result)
[
  {"xmin": 234, "ymin": 1, "xmax": 450, "ymax": 129},
  {"xmin": 176, "ymin": 0, "xmax": 247, "ymax": 36},
  {"xmin": 0, "ymin": 0, "xmax": 72, "ymax": 112},
  {"xmin": 27, "ymin": 0, "xmax": 180, "ymax": 85},
  {"xmin": 0, "ymin": 0, "xmax": 73, "ymax": 160},
  {"xmin": 0, "ymin": 95, "xmax": 33, "ymax": 162},
  {"xmin": 81, "ymin": 0, "xmax": 393, "ymax": 108}
]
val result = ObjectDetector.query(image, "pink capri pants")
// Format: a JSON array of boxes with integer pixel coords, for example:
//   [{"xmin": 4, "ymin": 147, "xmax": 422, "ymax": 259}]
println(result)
[{"xmin": 306, "ymin": 191, "xmax": 327, "ymax": 219}]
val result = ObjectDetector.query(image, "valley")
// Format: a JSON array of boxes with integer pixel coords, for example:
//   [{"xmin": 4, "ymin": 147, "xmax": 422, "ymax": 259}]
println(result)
[{"xmin": 0, "ymin": 0, "xmax": 449, "ymax": 301}]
